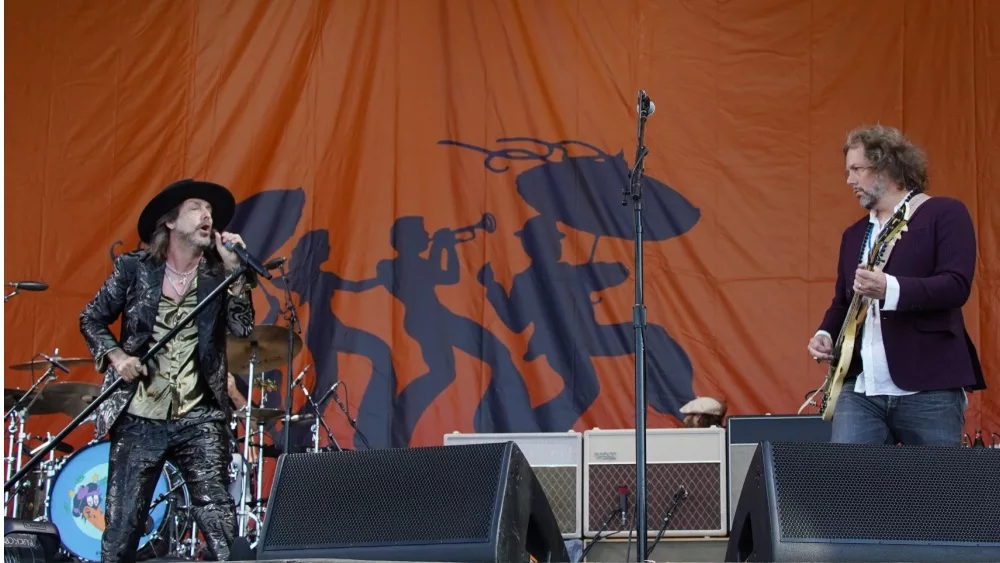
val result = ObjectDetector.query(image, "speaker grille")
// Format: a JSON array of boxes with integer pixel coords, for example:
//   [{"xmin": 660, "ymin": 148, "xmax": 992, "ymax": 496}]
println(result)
[
  {"xmin": 589, "ymin": 463, "xmax": 720, "ymax": 533},
  {"xmin": 261, "ymin": 445, "xmax": 505, "ymax": 549},
  {"xmin": 533, "ymin": 466, "xmax": 576, "ymax": 534},
  {"xmin": 769, "ymin": 442, "xmax": 1000, "ymax": 543}
]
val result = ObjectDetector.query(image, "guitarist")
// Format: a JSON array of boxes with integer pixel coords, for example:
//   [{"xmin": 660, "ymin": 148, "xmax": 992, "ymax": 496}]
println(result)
[{"xmin": 807, "ymin": 124, "xmax": 985, "ymax": 446}]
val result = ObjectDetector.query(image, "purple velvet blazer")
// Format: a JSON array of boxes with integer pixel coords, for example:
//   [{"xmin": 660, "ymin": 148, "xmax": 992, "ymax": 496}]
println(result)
[{"xmin": 817, "ymin": 196, "xmax": 985, "ymax": 392}]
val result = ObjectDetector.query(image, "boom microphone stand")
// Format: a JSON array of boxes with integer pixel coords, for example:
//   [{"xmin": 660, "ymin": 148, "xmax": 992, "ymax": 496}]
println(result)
[
  {"xmin": 622, "ymin": 88, "xmax": 655, "ymax": 561},
  {"xmin": 276, "ymin": 261, "xmax": 302, "ymax": 455},
  {"xmin": 4, "ymin": 263, "xmax": 250, "ymax": 493}
]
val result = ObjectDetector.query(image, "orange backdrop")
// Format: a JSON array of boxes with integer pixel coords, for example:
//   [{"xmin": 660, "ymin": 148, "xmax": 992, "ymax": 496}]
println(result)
[{"xmin": 6, "ymin": 0, "xmax": 999, "ymax": 474}]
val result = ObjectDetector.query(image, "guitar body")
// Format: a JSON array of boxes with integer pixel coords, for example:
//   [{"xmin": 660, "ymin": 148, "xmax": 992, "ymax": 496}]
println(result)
[
  {"xmin": 819, "ymin": 302, "xmax": 867, "ymax": 421},
  {"xmin": 817, "ymin": 207, "xmax": 911, "ymax": 423}
]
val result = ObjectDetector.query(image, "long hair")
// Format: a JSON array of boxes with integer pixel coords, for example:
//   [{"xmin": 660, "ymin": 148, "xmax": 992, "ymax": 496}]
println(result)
[
  {"xmin": 843, "ymin": 124, "xmax": 929, "ymax": 193},
  {"xmin": 146, "ymin": 204, "xmax": 224, "ymax": 274}
]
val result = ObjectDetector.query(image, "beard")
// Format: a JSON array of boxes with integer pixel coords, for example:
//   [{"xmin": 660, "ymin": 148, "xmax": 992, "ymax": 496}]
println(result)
[
  {"xmin": 859, "ymin": 178, "xmax": 888, "ymax": 210},
  {"xmin": 180, "ymin": 229, "xmax": 213, "ymax": 250}
]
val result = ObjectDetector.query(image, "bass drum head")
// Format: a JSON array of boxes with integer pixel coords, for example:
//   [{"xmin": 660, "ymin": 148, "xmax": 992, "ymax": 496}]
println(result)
[{"xmin": 47, "ymin": 440, "xmax": 173, "ymax": 561}]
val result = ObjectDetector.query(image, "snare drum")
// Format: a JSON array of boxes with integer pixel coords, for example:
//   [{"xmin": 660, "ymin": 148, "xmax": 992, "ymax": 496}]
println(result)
[{"xmin": 46, "ymin": 440, "xmax": 189, "ymax": 561}]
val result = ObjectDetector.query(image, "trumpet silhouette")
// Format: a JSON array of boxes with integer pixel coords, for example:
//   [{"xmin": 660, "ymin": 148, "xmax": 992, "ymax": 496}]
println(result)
[{"xmin": 453, "ymin": 212, "xmax": 497, "ymax": 242}]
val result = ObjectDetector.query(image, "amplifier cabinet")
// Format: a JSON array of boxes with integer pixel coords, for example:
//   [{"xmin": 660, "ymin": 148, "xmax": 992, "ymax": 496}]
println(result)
[
  {"xmin": 443, "ymin": 432, "xmax": 582, "ymax": 538},
  {"xmin": 725, "ymin": 415, "xmax": 831, "ymax": 528},
  {"xmin": 583, "ymin": 428, "xmax": 727, "ymax": 538}
]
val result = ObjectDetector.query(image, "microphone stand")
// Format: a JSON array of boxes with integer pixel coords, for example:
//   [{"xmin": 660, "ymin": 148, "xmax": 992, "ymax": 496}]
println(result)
[
  {"xmin": 276, "ymin": 262, "xmax": 302, "ymax": 455},
  {"xmin": 4, "ymin": 263, "xmax": 250, "ymax": 493},
  {"xmin": 622, "ymin": 89, "xmax": 653, "ymax": 561},
  {"xmin": 299, "ymin": 382, "xmax": 342, "ymax": 452},
  {"xmin": 332, "ymin": 383, "xmax": 371, "ymax": 450}
]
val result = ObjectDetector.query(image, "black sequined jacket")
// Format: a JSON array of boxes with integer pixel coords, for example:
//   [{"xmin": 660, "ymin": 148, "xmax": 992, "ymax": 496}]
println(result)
[{"xmin": 79, "ymin": 249, "xmax": 256, "ymax": 438}]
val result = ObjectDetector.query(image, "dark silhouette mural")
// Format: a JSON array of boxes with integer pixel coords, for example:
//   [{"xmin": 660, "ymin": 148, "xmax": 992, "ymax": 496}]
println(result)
[
  {"xmin": 325, "ymin": 216, "xmax": 540, "ymax": 446},
  {"xmin": 220, "ymin": 137, "xmax": 700, "ymax": 450},
  {"xmin": 441, "ymin": 138, "xmax": 700, "ymax": 427}
]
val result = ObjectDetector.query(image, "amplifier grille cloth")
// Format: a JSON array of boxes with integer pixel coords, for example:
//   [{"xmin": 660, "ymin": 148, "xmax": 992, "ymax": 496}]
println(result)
[
  {"xmin": 262, "ymin": 445, "xmax": 504, "ymax": 549},
  {"xmin": 771, "ymin": 442, "xmax": 1000, "ymax": 543},
  {"xmin": 589, "ymin": 463, "xmax": 719, "ymax": 532},
  {"xmin": 533, "ymin": 466, "xmax": 576, "ymax": 534}
]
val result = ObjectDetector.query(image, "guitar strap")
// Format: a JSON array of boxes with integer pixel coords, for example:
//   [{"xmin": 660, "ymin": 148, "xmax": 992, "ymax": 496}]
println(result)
[{"xmin": 871, "ymin": 192, "xmax": 931, "ymax": 267}]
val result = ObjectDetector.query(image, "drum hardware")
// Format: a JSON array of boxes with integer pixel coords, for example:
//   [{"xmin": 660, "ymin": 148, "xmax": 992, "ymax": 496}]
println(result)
[
  {"xmin": 6, "ymin": 262, "xmax": 250, "ymax": 497},
  {"xmin": 226, "ymin": 322, "xmax": 305, "ymax": 537},
  {"xmin": 296, "ymin": 371, "xmax": 343, "ymax": 453},
  {"xmin": 4, "ymin": 352, "xmax": 67, "ymax": 517},
  {"xmin": 234, "ymin": 338, "xmax": 263, "ymax": 538}
]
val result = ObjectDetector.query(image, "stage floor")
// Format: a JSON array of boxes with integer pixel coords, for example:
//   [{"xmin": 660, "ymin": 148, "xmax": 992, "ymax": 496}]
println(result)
[{"xmin": 222, "ymin": 537, "xmax": 728, "ymax": 563}]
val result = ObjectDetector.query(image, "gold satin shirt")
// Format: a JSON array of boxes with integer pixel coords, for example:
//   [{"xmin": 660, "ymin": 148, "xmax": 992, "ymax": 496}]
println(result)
[{"xmin": 127, "ymin": 278, "xmax": 207, "ymax": 419}]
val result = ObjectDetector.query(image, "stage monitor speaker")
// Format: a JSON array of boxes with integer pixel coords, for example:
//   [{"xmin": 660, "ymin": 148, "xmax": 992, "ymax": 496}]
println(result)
[
  {"xmin": 256, "ymin": 442, "xmax": 570, "ymax": 562},
  {"xmin": 4, "ymin": 519, "xmax": 61, "ymax": 563},
  {"xmin": 726, "ymin": 414, "xmax": 831, "ymax": 528},
  {"xmin": 444, "ymin": 431, "xmax": 582, "ymax": 538},
  {"xmin": 726, "ymin": 441, "xmax": 1000, "ymax": 562}
]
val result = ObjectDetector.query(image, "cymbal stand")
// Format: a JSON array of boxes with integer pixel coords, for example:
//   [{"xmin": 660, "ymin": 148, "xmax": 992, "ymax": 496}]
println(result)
[
  {"xmin": 37, "ymin": 431, "xmax": 60, "ymax": 521},
  {"xmin": 238, "ymin": 344, "xmax": 259, "ymax": 538},
  {"xmin": 297, "ymin": 378, "xmax": 342, "ymax": 452},
  {"xmin": 253, "ymin": 388, "xmax": 267, "ymax": 525},
  {"xmin": 4, "ymin": 362, "xmax": 59, "ymax": 517}
]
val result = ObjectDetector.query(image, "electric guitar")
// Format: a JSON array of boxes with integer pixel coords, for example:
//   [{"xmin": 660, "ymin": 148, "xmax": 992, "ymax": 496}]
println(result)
[{"xmin": 818, "ymin": 207, "xmax": 910, "ymax": 421}]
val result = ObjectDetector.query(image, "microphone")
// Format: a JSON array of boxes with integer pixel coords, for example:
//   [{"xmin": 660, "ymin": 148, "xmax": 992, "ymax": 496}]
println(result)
[
  {"xmin": 263, "ymin": 257, "xmax": 286, "ymax": 270},
  {"xmin": 618, "ymin": 485, "xmax": 629, "ymax": 527},
  {"xmin": 6, "ymin": 281, "xmax": 48, "ymax": 291},
  {"xmin": 291, "ymin": 364, "xmax": 311, "ymax": 388},
  {"xmin": 223, "ymin": 240, "xmax": 272, "ymax": 280},
  {"xmin": 636, "ymin": 90, "xmax": 656, "ymax": 116},
  {"xmin": 316, "ymin": 382, "xmax": 339, "ymax": 406},
  {"xmin": 40, "ymin": 354, "xmax": 71, "ymax": 374}
]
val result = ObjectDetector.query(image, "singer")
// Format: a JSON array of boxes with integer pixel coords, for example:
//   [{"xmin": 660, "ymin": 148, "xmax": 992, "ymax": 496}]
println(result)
[{"xmin": 79, "ymin": 179, "xmax": 257, "ymax": 562}]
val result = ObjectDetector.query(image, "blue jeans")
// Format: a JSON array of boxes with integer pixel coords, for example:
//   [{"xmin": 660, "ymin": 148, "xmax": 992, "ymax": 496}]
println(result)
[{"xmin": 830, "ymin": 382, "xmax": 966, "ymax": 446}]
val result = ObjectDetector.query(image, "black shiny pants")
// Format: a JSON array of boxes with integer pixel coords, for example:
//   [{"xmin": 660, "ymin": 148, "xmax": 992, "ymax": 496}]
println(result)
[{"xmin": 102, "ymin": 410, "xmax": 236, "ymax": 562}]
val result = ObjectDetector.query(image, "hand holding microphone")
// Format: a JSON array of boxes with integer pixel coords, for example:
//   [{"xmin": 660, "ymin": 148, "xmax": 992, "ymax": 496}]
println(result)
[{"xmin": 214, "ymin": 231, "xmax": 272, "ymax": 280}]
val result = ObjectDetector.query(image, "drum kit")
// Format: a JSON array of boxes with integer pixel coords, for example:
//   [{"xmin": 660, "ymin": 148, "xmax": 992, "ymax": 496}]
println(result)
[{"xmin": 2, "ymin": 324, "xmax": 328, "ymax": 561}]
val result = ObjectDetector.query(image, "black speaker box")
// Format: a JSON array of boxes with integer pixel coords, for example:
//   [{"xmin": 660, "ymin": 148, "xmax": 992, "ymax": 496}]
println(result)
[
  {"xmin": 4, "ymin": 519, "xmax": 61, "ymax": 563},
  {"xmin": 726, "ymin": 441, "xmax": 1000, "ymax": 562},
  {"xmin": 256, "ymin": 442, "xmax": 569, "ymax": 562}
]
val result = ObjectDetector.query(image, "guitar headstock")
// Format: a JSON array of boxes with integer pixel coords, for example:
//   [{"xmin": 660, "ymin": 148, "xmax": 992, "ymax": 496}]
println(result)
[{"xmin": 868, "ymin": 206, "xmax": 909, "ymax": 268}]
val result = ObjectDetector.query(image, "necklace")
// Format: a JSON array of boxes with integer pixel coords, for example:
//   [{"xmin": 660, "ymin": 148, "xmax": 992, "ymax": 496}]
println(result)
[{"xmin": 165, "ymin": 263, "xmax": 197, "ymax": 294}]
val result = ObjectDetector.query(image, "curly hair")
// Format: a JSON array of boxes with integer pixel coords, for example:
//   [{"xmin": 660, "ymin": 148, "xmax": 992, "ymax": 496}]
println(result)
[{"xmin": 843, "ymin": 124, "xmax": 929, "ymax": 193}]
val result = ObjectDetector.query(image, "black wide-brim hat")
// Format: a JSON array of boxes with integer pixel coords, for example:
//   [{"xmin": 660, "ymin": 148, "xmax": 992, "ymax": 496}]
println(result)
[{"xmin": 137, "ymin": 179, "xmax": 236, "ymax": 244}]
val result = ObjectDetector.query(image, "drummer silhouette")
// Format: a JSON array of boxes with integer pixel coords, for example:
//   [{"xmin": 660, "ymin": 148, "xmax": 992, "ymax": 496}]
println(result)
[{"xmin": 442, "ymin": 137, "xmax": 699, "ymax": 429}]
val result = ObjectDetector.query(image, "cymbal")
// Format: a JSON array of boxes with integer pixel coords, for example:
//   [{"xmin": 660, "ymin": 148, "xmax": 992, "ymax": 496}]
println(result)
[
  {"xmin": 227, "ymin": 325, "xmax": 302, "ymax": 373},
  {"xmin": 37, "ymin": 382, "xmax": 103, "ymax": 418},
  {"xmin": 8, "ymin": 357, "xmax": 92, "ymax": 371},
  {"xmin": 4, "ymin": 388, "xmax": 59, "ymax": 415},
  {"xmin": 234, "ymin": 407, "xmax": 286, "ymax": 421}
]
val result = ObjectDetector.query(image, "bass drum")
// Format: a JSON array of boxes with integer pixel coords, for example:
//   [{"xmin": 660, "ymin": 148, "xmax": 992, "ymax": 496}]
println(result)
[{"xmin": 46, "ymin": 440, "xmax": 190, "ymax": 561}]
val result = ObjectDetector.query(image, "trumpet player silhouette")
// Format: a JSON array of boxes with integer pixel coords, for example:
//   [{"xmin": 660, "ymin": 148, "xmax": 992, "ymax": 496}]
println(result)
[{"xmin": 329, "ymin": 215, "xmax": 539, "ymax": 446}]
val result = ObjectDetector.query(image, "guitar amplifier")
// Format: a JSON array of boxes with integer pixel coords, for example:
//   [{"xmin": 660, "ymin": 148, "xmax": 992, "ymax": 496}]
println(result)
[
  {"xmin": 443, "ymin": 432, "xmax": 582, "ymax": 538},
  {"xmin": 583, "ymin": 428, "xmax": 727, "ymax": 538},
  {"xmin": 726, "ymin": 415, "xmax": 831, "ymax": 528}
]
